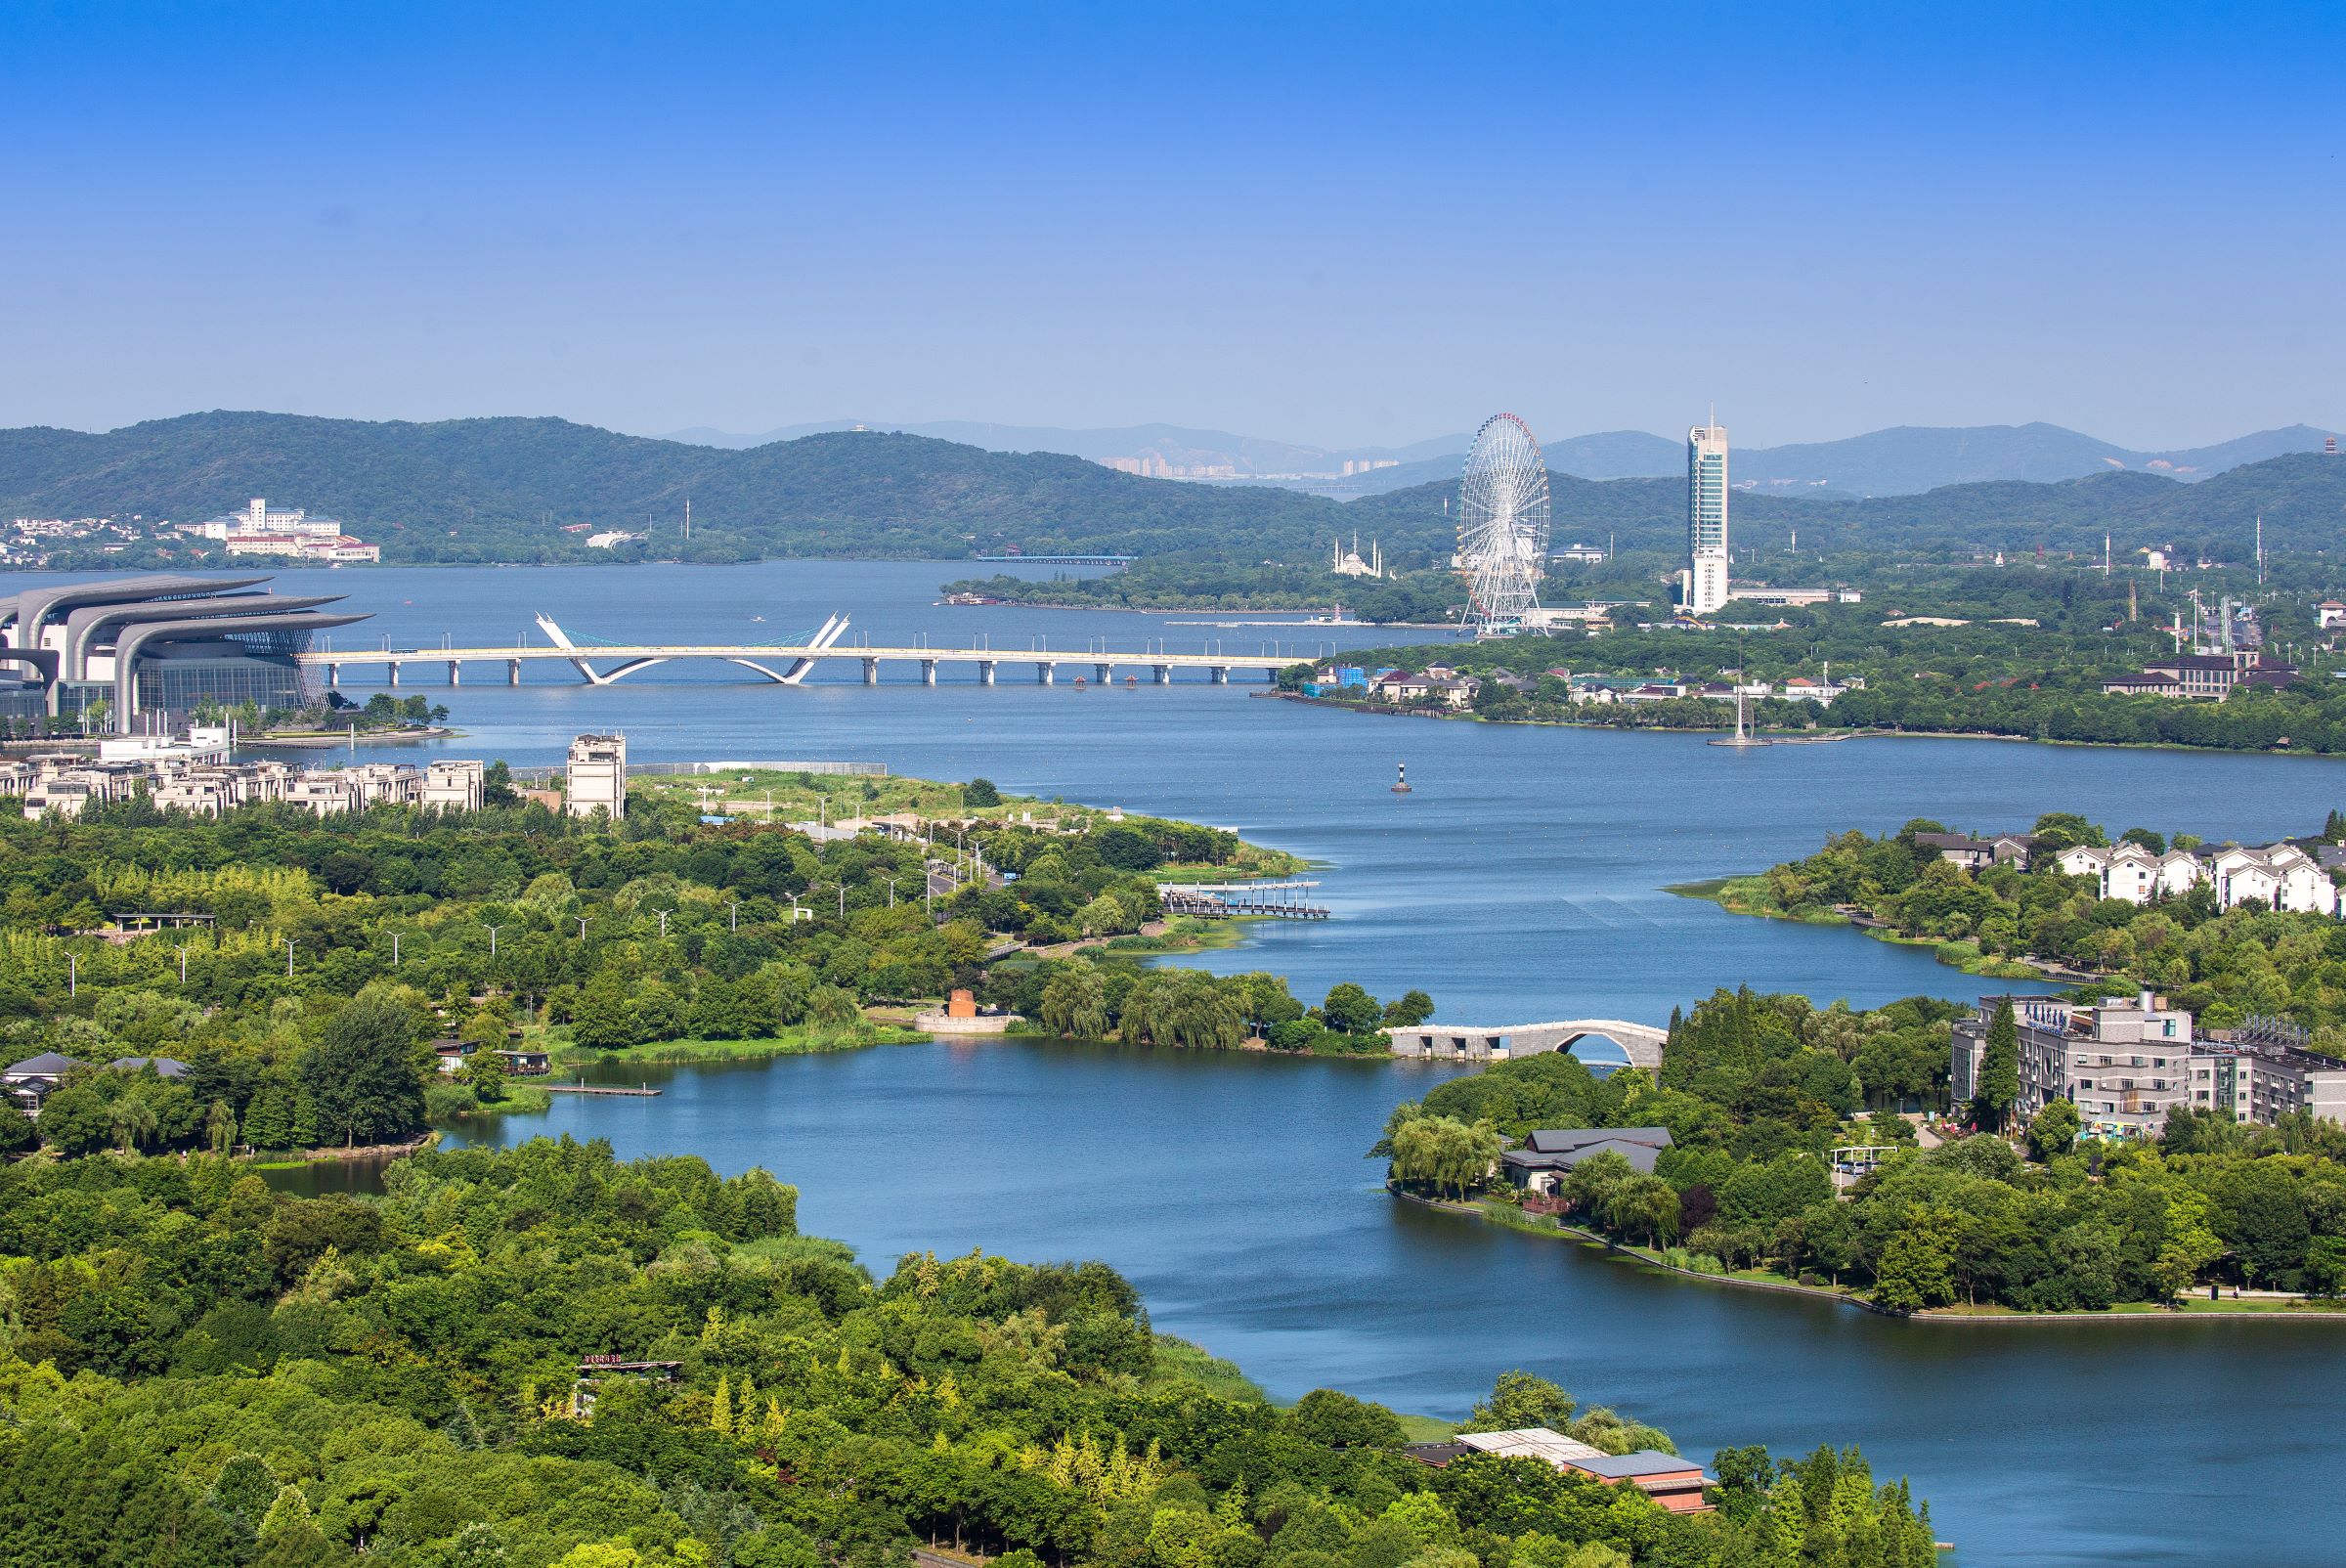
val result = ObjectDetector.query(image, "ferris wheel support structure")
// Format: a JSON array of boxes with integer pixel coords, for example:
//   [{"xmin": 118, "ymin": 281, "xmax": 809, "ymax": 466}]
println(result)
[{"xmin": 1456, "ymin": 413, "xmax": 1551, "ymax": 637}]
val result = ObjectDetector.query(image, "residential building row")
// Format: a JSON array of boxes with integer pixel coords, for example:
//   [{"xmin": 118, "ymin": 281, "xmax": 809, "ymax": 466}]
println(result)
[
  {"xmin": 2051, "ymin": 840, "xmax": 2339, "ymax": 915},
  {"xmin": 1950, "ymin": 992, "xmax": 2346, "ymax": 1139},
  {"xmin": 1302, "ymin": 663, "xmax": 1860, "ymax": 708},
  {"xmin": 1912, "ymin": 829, "xmax": 2344, "ymax": 917},
  {"xmin": 2, "ymin": 751, "xmax": 485, "ymax": 819}
]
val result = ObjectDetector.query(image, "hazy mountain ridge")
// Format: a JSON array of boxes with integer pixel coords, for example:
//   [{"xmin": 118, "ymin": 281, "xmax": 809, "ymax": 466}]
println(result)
[{"xmin": 4, "ymin": 411, "xmax": 2338, "ymax": 568}]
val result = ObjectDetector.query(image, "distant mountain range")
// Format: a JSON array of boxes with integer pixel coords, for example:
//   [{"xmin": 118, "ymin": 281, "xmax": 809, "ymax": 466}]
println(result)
[
  {"xmin": 1308, "ymin": 422, "xmax": 2344, "ymax": 499},
  {"xmin": 659, "ymin": 419, "xmax": 1462, "ymax": 473},
  {"xmin": 4, "ymin": 411, "xmax": 2339, "ymax": 569},
  {"xmin": 667, "ymin": 418, "xmax": 2340, "ymax": 500}
]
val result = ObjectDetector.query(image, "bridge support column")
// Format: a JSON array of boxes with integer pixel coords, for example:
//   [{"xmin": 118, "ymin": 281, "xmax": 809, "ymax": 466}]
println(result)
[
  {"xmin": 387, "ymin": 662, "xmax": 400, "ymax": 687},
  {"xmin": 326, "ymin": 664, "xmax": 340, "ymax": 688},
  {"xmin": 1152, "ymin": 665, "xmax": 1169, "ymax": 684},
  {"xmin": 447, "ymin": 661, "xmax": 461, "ymax": 685},
  {"xmin": 506, "ymin": 660, "xmax": 521, "ymax": 685},
  {"xmin": 978, "ymin": 660, "xmax": 995, "ymax": 685},
  {"xmin": 862, "ymin": 657, "xmax": 879, "ymax": 685},
  {"xmin": 1209, "ymin": 666, "xmax": 1229, "ymax": 684},
  {"xmin": 1037, "ymin": 662, "xmax": 1056, "ymax": 684},
  {"xmin": 920, "ymin": 659, "xmax": 937, "ymax": 686}
]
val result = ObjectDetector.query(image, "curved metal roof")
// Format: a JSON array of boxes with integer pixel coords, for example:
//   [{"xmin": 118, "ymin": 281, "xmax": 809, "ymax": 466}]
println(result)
[
  {"xmin": 63, "ymin": 592, "xmax": 346, "ymax": 679},
  {"xmin": 4, "ymin": 575, "xmax": 268, "ymax": 639}
]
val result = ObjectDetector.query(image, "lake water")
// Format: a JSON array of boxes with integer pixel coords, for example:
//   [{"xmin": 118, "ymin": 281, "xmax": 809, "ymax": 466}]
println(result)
[{"xmin": 31, "ymin": 559, "xmax": 2346, "ymax": 1566}]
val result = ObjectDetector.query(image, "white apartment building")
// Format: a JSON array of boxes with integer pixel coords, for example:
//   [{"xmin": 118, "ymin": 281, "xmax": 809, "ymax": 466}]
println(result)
[
  {"xmin": 421, "ymin": 759, "xmax": 485, "ymax": 812},
  {"xmin": 567, "ymin": 733, "xmax": 628, "ymax": 819},
  {"xmin": 2054, "ymin": 841, "xmax": 2338, "ymax": 916}
]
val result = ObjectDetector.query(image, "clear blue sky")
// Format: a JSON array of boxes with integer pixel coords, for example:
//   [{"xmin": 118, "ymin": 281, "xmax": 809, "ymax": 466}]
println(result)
[{"xmin": 6, "ymin": 1, "xmax": 2340, "ymax": 449}]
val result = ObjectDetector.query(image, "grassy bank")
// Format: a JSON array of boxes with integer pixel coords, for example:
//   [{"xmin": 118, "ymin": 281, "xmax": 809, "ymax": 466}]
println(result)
[
  {"xmin": 551, "ymin": 1024, "xmax": 929, "ymax": 1067},
  {"xmin": 1669, "ymin": 876, "xmax": 2045, "ymax": 980}
]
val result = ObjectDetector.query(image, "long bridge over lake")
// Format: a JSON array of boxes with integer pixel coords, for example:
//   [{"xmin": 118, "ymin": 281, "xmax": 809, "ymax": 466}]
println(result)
[{"xmin": 298, "ymin": 613, "xmax": 1303, "ymax": 688}]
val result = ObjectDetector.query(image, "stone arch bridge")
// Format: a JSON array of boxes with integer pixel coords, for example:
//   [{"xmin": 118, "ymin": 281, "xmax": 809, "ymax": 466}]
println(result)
[{"xmin": 1383, "ymin": 1019, "xmax": 1669, "ymax": 1070}]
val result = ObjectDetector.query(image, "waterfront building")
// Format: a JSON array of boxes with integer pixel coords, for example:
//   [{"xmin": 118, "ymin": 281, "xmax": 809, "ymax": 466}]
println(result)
[
  {"xmin": 1951, "ymin": 992, "xmax": 2193, "ymax": 1138},
  {"xmin": 0, "ymin": 573, "xmax": 368, "ymax": 730},
  {"xmin": 2106, "ymin": 650, "xmax": 2300, "ymax": 700},
  {"xmin": 1500, "ymin": 1127, "xmax": 1674, "ymax": 1192},
  {"xmin": 182, "ymin": 498, "xmax": 380, "ymax": 563},
  {"xmin": 1679, "ymin": 422, "xmax": 1730, "ymax": 616},
  {"xmin": 1912, "ymin": 831, "xmax": 2038, "ymax": 871},
  {"xmin": 421, "ymin": 759, "xmax": 486, "ymax": 812},
  {"xmin": 2051, "ymin": 840, "xmax": 2338, "ymax": 915},
  {"xmin": 567, "ymin": 733, "xmax": 628, "ymax": 819},
  {"xmin": 1404, "ymin": 1430, "xmax": 1712, "ymax": 1514}
]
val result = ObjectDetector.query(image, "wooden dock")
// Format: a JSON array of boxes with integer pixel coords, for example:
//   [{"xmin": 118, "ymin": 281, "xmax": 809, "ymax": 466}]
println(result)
[
  {"xmin": 1156, "ymin": 879, "xmax": 1331, "ymax": 920},
  {"xmin": 541, "ymin": 1082, "xmax": 662, "ymax": 1097}
]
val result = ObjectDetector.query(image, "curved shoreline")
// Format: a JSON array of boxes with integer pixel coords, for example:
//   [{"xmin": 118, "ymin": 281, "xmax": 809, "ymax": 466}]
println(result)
[{"xmin": 1393, "ymin": 1190, "xmax": 2346, "ymax": 1325}]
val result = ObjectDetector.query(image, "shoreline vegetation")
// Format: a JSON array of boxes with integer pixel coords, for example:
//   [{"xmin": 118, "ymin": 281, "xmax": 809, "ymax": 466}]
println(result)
[
  {"xmin": 1667, "ymin": 877, "xmax": 2051, "ymax": 982},
  {"xmin": 0, "ymin": 1136, "xmax": 1941, "ymax": 1567},
  {"xmin": 1399, "ymin": 1191, "xmax": 2346, "ymax": 1323},
  {"xmin": 1693, "ymin": 813, "xmax": 2346, "ymax": 1029},
  {"xmin": 1379, "ymin": 987, "xmax": 2346, "ymax": 1318},
  {"xmin": 0, "ymin": 764, "xmax": 1321, "ymax": 1158}
]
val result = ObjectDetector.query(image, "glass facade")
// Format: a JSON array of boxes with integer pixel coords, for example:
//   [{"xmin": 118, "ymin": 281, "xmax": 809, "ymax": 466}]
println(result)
[{"xmin": 136, "ymin": 657, "xmax": 311, "ymax": 716}]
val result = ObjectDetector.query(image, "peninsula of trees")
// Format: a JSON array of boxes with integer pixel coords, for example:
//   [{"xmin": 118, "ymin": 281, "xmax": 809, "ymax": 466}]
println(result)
[
  {"xmin": 1383, "ymin": 988, "xmax": 2346, "ymax": 1311},
  {"xmin": 0, "ymin": 1137, "xmax": 1939, "ymax": 1566}
]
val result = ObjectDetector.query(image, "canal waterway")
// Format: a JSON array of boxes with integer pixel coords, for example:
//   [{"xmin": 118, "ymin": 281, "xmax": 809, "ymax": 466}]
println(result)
[{"xmin": 28, "ymin": 559, "xmax": 2346, "ymax": 1565}]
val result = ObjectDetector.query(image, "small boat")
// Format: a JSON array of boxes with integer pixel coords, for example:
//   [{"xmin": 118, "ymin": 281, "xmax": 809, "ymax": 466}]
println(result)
[
  {"xmin": 1073, "ymin": 675, "xmax": 1088, "ymax": 689},
  {"xmin": 1391, "ymin": 762, "xmax": 1412, "ymax": 793},
  {"xmin": 749, "ymin": 615, "xmax": 765, "ymax": 622}
]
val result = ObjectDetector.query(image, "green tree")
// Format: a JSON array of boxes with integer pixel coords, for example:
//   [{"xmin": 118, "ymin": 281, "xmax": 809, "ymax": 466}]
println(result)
[
  {"xmin": 963, "ymin": 777, "xmax": 1002, "ymax": 807},
  {"xmin": 300, "ymin": 993, "xmax": 427, "ymax": 1147},
  {"xmin": 1972, "ymin": 999, "xmax": 2020, "ymax": 1133},
  {"xmin": 572, "ymin": 968, "xmax": 638, "ymax": 1051},
  {"xmin": 1321, "ymin": 981, "xmax": 1383, "ymax": 1036},
  {"xmin": 2025, "ymin": 1099, "xmax": 2080, "ymax": 1163},
  {"xmin": 1382, "ymin": 989, "xmax": 1435, "ymax": 1027},
  {"xmin": 1468, "ymin": 1370, "xmax": 1578, "ymax": 1432}
]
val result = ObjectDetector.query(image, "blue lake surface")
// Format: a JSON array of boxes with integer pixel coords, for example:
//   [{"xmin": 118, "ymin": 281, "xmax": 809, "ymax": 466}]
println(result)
[{"xmin": 30, "ymin": 559, "xmax": 2346, "ymax": 1567}]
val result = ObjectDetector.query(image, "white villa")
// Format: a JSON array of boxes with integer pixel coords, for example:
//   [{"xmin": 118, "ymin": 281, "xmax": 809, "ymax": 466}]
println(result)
[{"xmin": 2055, "ymin": 841, "xmax": 2338, "ymax": 916}]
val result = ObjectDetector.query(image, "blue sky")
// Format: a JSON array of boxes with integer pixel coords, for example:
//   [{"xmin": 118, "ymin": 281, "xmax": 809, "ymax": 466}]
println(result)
[{"xmin": 5, "ymin": 1, "xmax": 2341, "ymax": 448}]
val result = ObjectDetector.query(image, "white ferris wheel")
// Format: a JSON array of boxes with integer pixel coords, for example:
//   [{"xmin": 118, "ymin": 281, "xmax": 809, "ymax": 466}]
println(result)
[{"xmin": 1456, "ymin": 413, "xmax": 1549, "ymax": 637}]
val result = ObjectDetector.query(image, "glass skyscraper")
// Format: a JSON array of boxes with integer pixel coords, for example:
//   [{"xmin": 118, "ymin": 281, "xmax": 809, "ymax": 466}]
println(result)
[{"xmin": 1683, "ymin": 422, "xmax": 1730, "ymax": 615}]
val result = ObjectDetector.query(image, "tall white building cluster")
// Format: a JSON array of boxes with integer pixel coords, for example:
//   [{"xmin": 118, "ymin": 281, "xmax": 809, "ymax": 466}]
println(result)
[{"xmin": 1680, "ymin": 422, "xmax": 1729, "ymax": 616}]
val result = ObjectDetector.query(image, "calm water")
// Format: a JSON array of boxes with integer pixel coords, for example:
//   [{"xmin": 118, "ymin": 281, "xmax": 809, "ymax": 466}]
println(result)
[{"xmin": 29, "ymin": 560, "xmax": 2346, "ymax": 1565}]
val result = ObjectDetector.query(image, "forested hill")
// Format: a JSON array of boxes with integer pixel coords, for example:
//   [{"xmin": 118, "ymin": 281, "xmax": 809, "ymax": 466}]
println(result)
[
  {"xmin": 1351, "ymin": 452, "xmax": 2346, "ymax": 562},
  {"xmin": 7, "ymin": 411, "xmax": 2343, "ymax": 567},
  {"xmin": 0, "ymin": 412, "xmax": 1348, "ymax": 564}
]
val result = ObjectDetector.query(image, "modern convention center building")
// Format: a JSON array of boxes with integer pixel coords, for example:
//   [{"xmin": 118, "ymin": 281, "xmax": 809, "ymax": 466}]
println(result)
[{"xmin": 0, "ymin": 574, "xmax": 369, "ymax": 730}]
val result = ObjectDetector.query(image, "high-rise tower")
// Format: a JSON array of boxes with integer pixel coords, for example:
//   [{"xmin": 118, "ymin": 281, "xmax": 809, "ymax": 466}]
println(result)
[{"xmin": 1682, "ymin": 421, "xmax": 1729, "ymax": 615}]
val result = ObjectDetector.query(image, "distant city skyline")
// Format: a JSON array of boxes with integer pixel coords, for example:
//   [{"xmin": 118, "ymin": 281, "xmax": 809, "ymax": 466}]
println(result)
[{"xmin": 7, "ymin": 3, "xmax": 2341, "ymax": 449}]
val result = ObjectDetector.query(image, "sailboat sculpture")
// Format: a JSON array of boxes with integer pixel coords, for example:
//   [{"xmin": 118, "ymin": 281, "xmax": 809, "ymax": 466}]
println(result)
[{"xmin": 1708, "ymin": 686, "xmax": 1771, "ymax": 748}]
